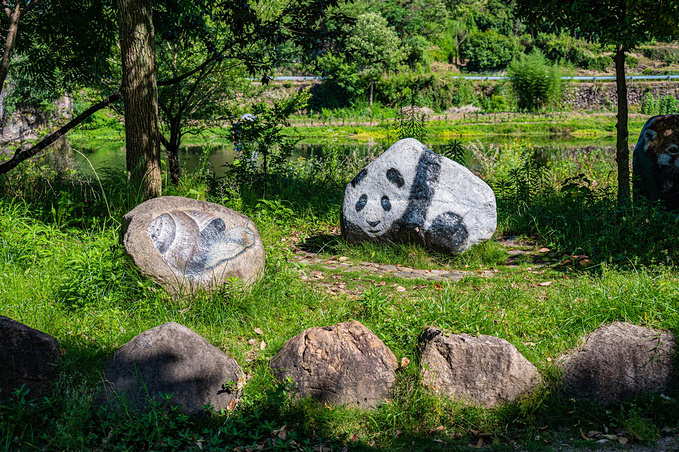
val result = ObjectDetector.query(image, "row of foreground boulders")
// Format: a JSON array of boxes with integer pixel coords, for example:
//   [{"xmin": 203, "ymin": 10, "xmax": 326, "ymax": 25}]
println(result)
[{"xmin": 2, "ymin": 316, "xmax": 675, "ymax": 413}]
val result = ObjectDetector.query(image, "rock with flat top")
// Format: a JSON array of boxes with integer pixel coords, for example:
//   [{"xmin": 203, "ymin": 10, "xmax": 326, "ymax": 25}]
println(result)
[
  {"xmin": 559, "ymin": 322, "xmax": 676, "ymax": 402},
  {"xmin": 419, "ymin": 327, "xmax": 541, "ymax": 407}
]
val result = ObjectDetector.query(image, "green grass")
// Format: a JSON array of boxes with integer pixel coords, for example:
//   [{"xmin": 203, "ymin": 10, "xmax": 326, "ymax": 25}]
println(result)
[{"xmin": 1, "ymin": 130, "xmax": 679, "ymax": 451}]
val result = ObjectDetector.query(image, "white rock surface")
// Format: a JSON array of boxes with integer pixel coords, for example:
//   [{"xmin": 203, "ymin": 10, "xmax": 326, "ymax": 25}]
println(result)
[{"xmin": 341, "ymin": 139, "xmax": 496, "ymax": 254}]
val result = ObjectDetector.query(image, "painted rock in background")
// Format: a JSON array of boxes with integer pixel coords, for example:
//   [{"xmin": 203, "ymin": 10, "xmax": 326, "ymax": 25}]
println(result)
[
  {"xmin": 341, "ymin": 139, "xmax": 496, "ymax": 254},
  {"xmin": 633, "ymin": 114, "xmax": 679, "ymax": 210},
  {"xmin": 122, "ymin": 196, "xmax": 265, "ymax": 295},
  {"xmin": 100, "ymin": 322, "xmax": 244, "ymax": 413}
]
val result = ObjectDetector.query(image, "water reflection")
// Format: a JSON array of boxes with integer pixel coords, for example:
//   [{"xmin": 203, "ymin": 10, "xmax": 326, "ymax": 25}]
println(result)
[{"xmin": 68, "ymin": 138, "xmax": 618, "ymax": 178}]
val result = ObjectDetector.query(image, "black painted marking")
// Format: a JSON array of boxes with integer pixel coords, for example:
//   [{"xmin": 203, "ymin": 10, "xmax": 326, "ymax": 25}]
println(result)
[
  {"xmin": 399, "ymin": 150, "xmax": 442, "ymax": 231},
  {"xmin": 355, "ymin": 194, "xmax": 368, "ymax": 212},
  {"xmin": 381, "ymin": 195, "xmax": 391, "ymax": 211},
  {"xmin": 386, "ymin": 168, "xmax": 405, "ymax": 188},
  {"xmin": 367, "ymin": 220, "xmax": 380, "ymax": 227},
  {"xmin": 351, "ymin": 169, "xmax": 368, "ymax": 188},
  {"xmin": 425, "ymin": 212, "xmax": 468, "ymax": 253}
]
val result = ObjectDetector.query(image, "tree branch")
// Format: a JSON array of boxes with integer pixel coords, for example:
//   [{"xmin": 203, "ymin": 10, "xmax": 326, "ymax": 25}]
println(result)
[
  {"xmin": 19, "ymin": 0, "xmax": 38, "ymax": 16},
  {"xmin": 0, "ymin": 91, "xmax": 121, "ymax": 174}
]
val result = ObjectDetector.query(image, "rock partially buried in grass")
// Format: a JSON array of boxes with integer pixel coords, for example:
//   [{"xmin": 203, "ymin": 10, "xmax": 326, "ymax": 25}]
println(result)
[
  {"xmin": 122, "ymin": 196, "xmax": 265, "ymax": 295},
  {"xmin": 559, "ymin": 322, "xmax": 676, "ymax": 403},
  {"xmin": 269, "ymin": 321, "xmax": 398, "ymax": 408},
  {"xmin": 341, "ymin": 138, "xmax": 496, "ymax": 254},
  {"xmin": 101, "ymin": 322, "xmax": 244, "ymax": 414},
  {"xmin": 0, "ymin": 316, "xmax": 61, "ymax": 402},
  {"xmin": 419, "ymin": 327, "xmax": 541, "ymax": 407}
]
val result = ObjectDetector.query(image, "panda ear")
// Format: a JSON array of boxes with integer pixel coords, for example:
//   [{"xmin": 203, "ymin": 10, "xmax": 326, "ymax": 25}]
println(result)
[
  {"xmin": 386, "ymin": 168, "xmax": 405, "ymax": 188},
  {"xmin": 351, "ymin": 169, "xmax": 368, "ymax": 188},
  {"xmin": 644, "ymin": 128, "xmax": 658, "ymax": 142}
]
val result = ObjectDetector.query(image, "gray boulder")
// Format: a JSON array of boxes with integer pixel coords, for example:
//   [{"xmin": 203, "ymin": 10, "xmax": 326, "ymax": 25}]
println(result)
[
  {"xmin": 0, "ymin": 316, "xmax": 61, "ymax": 402},
  {"xmin": 270, "ymin": 321, "xmax": 398, "ymax": 408},
  {"xmin": 559, "ymin": 322, "xmax": 676, "ymax": 402},
  {"xmin": 122, "ymin": 196, "xmax": 265, "ymax": 295},
  {"xmin": 633, "ymin": 115, "xmax": 679, "ymax": 210},
  {"xmin": 101, "ymin": 322, "xmax": 244, "ymax": 414},
  {"xmin": 341, "ymin": 138, "xmax": 496, "ymax": 254},
  {"xmin": 419, "ymin": 327, "xmax": 541, "ymax": 407}
]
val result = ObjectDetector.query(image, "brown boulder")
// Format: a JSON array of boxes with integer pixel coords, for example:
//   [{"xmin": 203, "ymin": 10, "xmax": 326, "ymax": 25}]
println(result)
[
  {"xmin": 559, "ymin": 322, "xmax": 676, "ymax": 402},
  {"xmin": 0, "ymin": 316, "xmax": 61, "ymax": 402},
  {"xmin": 270, "ymin": 321, "xmax": 398, "ymax": 408},
  {"xmin": 121, "ymin": 196, "xmax": 265, "ymax": 295},
  {"xmin": 101, "ymin": 322, "xmax": 244, "ymax": 414},
  {"xmin": 419, "ymin": 327, "xmax": 542, "ymax": 407}
]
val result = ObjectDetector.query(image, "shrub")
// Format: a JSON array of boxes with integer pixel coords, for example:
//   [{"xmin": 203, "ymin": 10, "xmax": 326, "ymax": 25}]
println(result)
[
  {"xmin": 460, "ymin": 30, "xmax": 520, "ymax": 72},
  {"xmin": 641, "ymin": 93, "xmax": 679, "ymax": 115},
  {"xmin": 508, "ymin": 50, "xmax": 565, "ymax": 111}
]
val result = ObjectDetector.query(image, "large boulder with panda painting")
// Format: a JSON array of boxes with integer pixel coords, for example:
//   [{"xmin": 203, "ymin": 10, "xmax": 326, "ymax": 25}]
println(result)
[
  {"xmin": 633, "ymin": 115, "xmax": 679, "ymax": 210},
  {"xmin": 341, "ymin": 138, "xmax": 496, "ymax": 254}
]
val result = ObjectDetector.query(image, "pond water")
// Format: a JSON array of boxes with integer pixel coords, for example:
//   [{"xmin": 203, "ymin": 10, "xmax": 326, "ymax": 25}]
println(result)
[{"xmin": 58, "ymin": 135, "xmax": 620, "ymax": 179}]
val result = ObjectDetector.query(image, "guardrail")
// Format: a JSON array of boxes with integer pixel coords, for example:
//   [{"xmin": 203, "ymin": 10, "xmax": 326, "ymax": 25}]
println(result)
[{"xmin": 271, "ymin": 75, "xmax": 679, "ymax": 82}]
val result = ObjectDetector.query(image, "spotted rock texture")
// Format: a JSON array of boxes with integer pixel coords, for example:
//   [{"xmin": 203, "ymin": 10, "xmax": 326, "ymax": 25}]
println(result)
[
  {"xmin": 419, "ymin": 327, "xmax": 541, "ymax": 407},
  {"xmin": 341, "ymin": 138, "xmax": 496, "ymax": 254},
  {"xmin": 633, "ymin": 115, "xmax": 679, "ymax": 210},
  {"xmin": 101, "ymin": 322, "xmax": 244, "ymax": 414},
  {"xmin": 270, "ymin": 321, "xmax": 398, "ymax": 408},
  {"xmin": 122, "ymin": 196, "xmax": 265, "ymax": 295},
  {"xmin": 559, "ymin": 322, "xmax": 676, "ymax": 403},
  {"xmin": 0, "ymin": 316, "xmax": 61, "ymax": 402}
]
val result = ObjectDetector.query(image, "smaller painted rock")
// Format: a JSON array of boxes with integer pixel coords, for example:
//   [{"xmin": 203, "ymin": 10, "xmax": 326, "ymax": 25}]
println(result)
[
  {"xmin": 559, "ymin": 322, "xmax": 676, "ymax": 403},
  {"xmin": 633, "ymin": 114, "xmax": 679, "ymax": 210},
  {"xmin": 0, "ymin": 316, "xmax": 61, "ymax": 402},
  {"xmin": 122, "ymin": 196, "xmax": 265, "ymax": 294},
  {"xmin": 341, "ymin": 139, "xmax": 496, "ymax": 254},
  {"xmin": 270, "ymin": 321, "xmax": 398, "ymax": 408},
  {"xmin": 419, "ymin": 327, "xmax": 541, "ymax": 407},
  {"xmin": 100, "ymin": 322, "xmax": 244, "ymax": 413}
]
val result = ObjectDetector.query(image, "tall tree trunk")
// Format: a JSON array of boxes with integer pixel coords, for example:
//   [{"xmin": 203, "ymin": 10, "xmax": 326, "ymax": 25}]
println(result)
[
  {"xmin": 118, "ymin": 0, "xmax": 162, "ymax": 199},
  {"xmin": 614, "ymin": 45, "xmax": 630, "ymax": 208},
  {"xmin": 0, "ymin": 2, "xmax": 21, "ymax": 96},
  {"xmin": 370, "ymin": 74, "xmax": 374, "ymax": 107}
]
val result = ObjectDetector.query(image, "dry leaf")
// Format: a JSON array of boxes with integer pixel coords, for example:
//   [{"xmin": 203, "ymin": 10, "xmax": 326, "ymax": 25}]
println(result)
[
  {"xmin": 277, "ymin": 426, "xmax": 287, "ymax": 441},
  {"xmin": 580, "ymin": 428, "xmax": 590, "ymax": 441},
  {"xmin": 227, "ymin": 399, "xmax": 238, "ymax": 411},
  {"xmin": 475, "ymin": 438, "xmax": 483, "ymax": 448},
  {"xmin": 396, "ymin": 286, "xmax": 406, "ymax": 292},
  {"xmin": 434, "ymin": 283, "xmax": 443, "ymax": 290},
  {"xmin": 400, "ymin": 357, "xmax": 410, "ymax": 368},
  {"xmin": 539, "ymin": 247, "xmax": 550, "ymax": 253},
  {"xmin": 254, "ymin": 328, "xmax": 264, "ymax": 335},
  {"xmin": 260, "ymin": 340, "xmax": 266, "ymax": 350},
  {"xmin": 339, "ymin": 256, "xmax": 348, "ymax": 261},
  {"xmin": 248, "ymin": 339, "xmax": 257, "ymax": 345},
  {"xmin": 538, "ymin": 281, "xmax": 552, "ymax": 286},
  {"xmin": 617, "ymin": 436, "xmax": 629, "ymax": 445}
]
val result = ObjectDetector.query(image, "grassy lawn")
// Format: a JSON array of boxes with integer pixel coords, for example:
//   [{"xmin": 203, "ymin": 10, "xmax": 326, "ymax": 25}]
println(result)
[{"xmin": 1, "ymin": 131, "xmax": 678, "ymax": 451}]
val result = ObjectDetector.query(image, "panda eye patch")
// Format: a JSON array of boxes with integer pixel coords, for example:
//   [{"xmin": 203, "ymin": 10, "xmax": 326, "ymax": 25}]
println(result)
[
  {"xmin": 381, "ymin": 196, "xmax": 391, "ymax": 211},
  {"xmin": 356, "ymin": 194, "xmax": 368, "ymax": 212}
]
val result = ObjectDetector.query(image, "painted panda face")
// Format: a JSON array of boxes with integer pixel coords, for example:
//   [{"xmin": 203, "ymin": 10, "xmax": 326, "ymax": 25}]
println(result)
[
  {"xmin": 642, "ymin": 115, "xmax": 679, "ymax": 171},
  {"xmin": 346, "ymin": 166, "xmax": 411, "ymax": 237}
]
